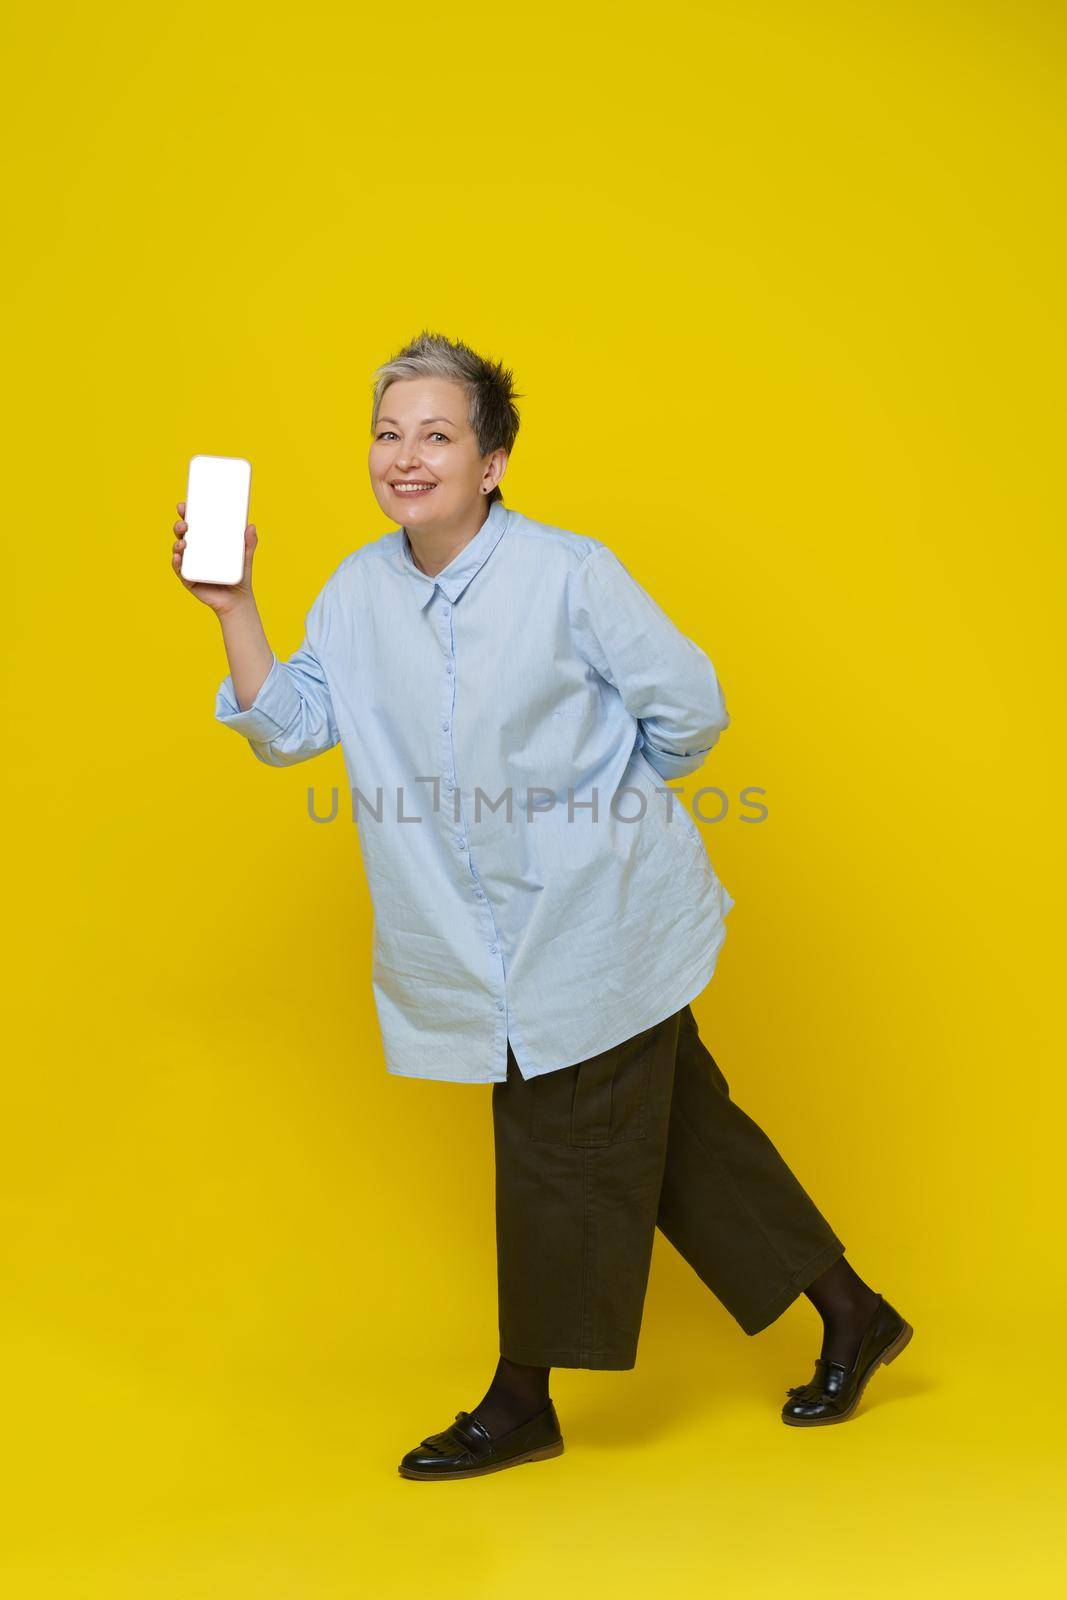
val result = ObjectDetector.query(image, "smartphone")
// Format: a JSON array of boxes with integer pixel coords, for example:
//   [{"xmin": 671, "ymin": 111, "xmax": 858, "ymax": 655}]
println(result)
[{"xmin": 180, "ymin": 454, "xmax": 252, "ymax": 585}]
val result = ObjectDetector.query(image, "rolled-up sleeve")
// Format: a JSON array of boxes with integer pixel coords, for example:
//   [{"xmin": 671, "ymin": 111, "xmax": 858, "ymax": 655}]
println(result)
[
  {"xmin": 566, "ymin": 546, "xmax": 730, "ymax": 780},
  {"xmin": 214, "ymin": 587, "xmax": 340, "ymax": 767}
]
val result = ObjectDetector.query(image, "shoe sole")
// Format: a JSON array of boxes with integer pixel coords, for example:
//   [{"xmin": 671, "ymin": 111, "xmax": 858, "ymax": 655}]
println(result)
[
  {"xmin": 398, "ymin": 1438, "xmax": 565, "ymax": 1480},
  {"xmin": 781, "ymin": 1320, "xmax": 914, "ymax": 1427}
]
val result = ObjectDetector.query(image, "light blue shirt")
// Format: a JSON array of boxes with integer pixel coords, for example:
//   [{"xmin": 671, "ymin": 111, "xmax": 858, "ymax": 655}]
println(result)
[{"xmin": 215, "ymin": 498, "xmax": 734, "ymax": 1083}]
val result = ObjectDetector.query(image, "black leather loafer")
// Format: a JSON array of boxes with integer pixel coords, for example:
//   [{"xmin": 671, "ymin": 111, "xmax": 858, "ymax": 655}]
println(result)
[
  {"xmin": 781, "ymin": 1294, "xmax": 914, "ymax": 1426},
  {"xmin": 398, "ymin": 1400, "xmax": 564, "ymax": 1480}
]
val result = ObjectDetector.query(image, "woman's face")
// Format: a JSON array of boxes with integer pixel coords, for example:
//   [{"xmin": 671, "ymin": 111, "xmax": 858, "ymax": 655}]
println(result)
[{"xmin": 368, "ymin": 377, "xmax": 503, "ymax": 530}]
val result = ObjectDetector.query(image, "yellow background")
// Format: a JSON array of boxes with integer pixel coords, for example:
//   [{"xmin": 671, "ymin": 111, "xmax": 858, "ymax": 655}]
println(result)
[{"xmin": 3, "ymin": 0, "xmax": 1064, "ymax": 1593}]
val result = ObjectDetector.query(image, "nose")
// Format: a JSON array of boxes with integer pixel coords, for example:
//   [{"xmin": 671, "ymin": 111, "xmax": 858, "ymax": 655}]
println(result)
[{"xmin": 393, "ymin": 444, "xmax": 422, "ymax": 472}]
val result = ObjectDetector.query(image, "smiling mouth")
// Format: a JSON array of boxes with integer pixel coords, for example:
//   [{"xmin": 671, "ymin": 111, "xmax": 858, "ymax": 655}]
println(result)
[{"xmin": 390, "ymin": 482, "xmax": 438, "ymax": 494}]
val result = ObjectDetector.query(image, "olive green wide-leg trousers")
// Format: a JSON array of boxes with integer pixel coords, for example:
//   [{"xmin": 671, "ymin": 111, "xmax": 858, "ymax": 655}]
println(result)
[{"xmin": 492, "ymin": 1003, "xmax": 846, "ymax": 1369}]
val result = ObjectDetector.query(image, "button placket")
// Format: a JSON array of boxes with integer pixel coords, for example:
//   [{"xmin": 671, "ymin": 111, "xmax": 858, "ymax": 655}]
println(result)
[
  {"xmin": 436, "ymin": 586, "xmax": 507, "ymax": 1019},
  {"xmin": 438, "ymin": 593, "xmax": 461, "ymax": 836}
]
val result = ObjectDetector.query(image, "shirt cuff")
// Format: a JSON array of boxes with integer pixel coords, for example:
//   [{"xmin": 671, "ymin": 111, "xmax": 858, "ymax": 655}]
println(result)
[
  {"xmin": 214, "ymin": 652, "xmax": 302, "ymax": 742},
  {"xmin": 638, "ymin": 736, "xmax": 713, "ymax": 781}
]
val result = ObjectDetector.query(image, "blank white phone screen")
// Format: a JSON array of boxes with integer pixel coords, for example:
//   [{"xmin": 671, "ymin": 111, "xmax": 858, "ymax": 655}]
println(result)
[{"xmin": 181, "ymin": 455, "xmax": 252, "ymax": 585}]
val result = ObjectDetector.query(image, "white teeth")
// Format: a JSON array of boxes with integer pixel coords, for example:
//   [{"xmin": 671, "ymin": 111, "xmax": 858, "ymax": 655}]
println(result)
[{"xmin": 393, "ymin": 483, "xmax": 435, "ymax": 492}]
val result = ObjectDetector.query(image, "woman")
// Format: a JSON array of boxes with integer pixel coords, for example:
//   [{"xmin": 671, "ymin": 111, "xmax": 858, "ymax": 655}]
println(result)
[{"xmin": 173, "ymin": 329, "xmax": 913, "ymax": 1481}]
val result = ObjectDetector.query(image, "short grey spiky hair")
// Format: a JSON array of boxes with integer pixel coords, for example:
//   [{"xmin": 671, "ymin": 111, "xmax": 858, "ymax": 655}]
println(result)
[{"xmin": 371, "ymin": 329, "xmax": 522, "ymax": 506}]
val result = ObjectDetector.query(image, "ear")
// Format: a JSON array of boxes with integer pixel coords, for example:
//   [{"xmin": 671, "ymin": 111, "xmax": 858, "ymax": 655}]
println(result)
[{"xmin": 482, "ymin": 447, "xmax": 508, "ymax": 493}]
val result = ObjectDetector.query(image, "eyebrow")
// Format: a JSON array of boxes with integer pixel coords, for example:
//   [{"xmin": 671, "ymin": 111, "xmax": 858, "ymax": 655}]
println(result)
[{"xmin": 376, "ymin": 415, "xmax": 456, "ymax": 428}]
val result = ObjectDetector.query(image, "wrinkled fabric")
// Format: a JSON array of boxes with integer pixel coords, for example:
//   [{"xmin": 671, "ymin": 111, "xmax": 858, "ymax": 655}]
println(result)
[{"xmin": 215, "ymin": 498, "xmax": 735, "ymax": 1083}]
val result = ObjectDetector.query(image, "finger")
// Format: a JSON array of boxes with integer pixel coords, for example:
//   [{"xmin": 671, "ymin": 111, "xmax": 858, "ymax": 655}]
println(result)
[
  {"xmin": 173, "ymin": 520, "xmax": 187, "ymax": 533},
  {"xmin": 178, "ymin": 502, "xmax": 186, "ymax": 515}
]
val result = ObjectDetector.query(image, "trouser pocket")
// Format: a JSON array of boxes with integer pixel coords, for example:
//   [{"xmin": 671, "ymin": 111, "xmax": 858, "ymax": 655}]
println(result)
[{"xmin": 529, "ymin": 1018, "xmax": 668, "ymax": 1146}]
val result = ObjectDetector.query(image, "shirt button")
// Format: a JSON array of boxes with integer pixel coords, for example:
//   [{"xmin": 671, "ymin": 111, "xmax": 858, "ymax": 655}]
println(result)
[
  {"xmin": 442, "ymin": 720, "xmax": 449, "ymax": 731},
  {"xmin": 490, "ymin": 945, "xmax": 499, "ymax": 954},
  {"xmin": 496, "ymin": 1000, "xmax": 505, "ymax": 1012},
  {"xmin": 446, "ymin": 663, "xmax": 454, "ymax": 674}
]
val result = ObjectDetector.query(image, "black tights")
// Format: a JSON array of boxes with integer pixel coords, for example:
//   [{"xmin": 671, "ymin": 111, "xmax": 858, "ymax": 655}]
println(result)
[
  {"xmin": 803, "ymin": 1252, "xmax": 882, "ymax": 1365},
  {"xmin": 471, "ymin": 1357, "xmax": 551, "ymax": 1437}
]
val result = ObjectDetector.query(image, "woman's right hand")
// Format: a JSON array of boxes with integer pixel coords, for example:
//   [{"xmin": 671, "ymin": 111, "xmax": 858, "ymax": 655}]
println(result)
[{"xmin": 171, "ymin": 501, "xmax": 259, "ymax": 616}]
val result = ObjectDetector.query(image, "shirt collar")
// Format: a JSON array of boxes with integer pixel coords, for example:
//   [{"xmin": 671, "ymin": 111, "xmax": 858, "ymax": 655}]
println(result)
[{"xmin": 396, "ymin": 498, "xmax": 511, "ymax": 609}]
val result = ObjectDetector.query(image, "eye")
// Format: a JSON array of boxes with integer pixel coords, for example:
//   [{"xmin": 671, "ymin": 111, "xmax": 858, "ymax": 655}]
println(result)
[
  {"xmin": 376, "ymin": 431, "xmax": 398, "ymax": 440},
  {"xmin": 429, "ymin": 431, "xmax": 449, "ymax": 442}
]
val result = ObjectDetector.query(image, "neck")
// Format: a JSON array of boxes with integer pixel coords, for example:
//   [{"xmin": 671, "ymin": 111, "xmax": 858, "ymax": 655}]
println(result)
[{"xmin": 406, "ymin": 498, "xmax": 493, "ymax": 578}]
